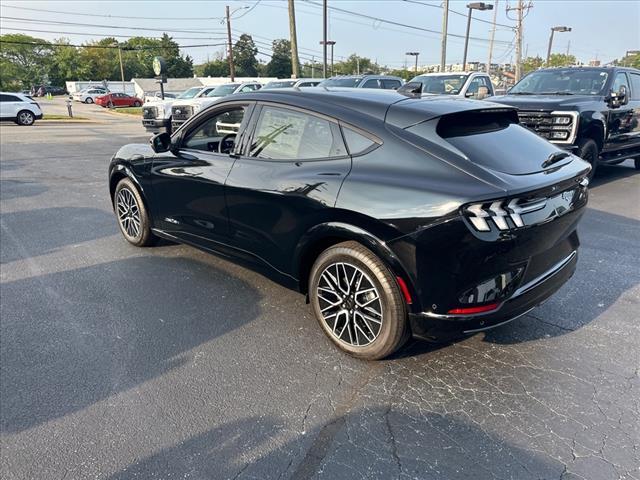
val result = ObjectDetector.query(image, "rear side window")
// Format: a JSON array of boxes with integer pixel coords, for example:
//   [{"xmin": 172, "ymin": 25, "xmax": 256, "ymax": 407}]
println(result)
[
  {"xmin": 250, "ymin": 106, "xmax": 346, "ymax": 160},
  {"xmin": 629, "ymin": 73, "xmax": 640, "ymax": 100},
  {"xmin": 342, "ymin": 127, "xmax": 377, "ymax": 155},
  {"xmin": 381, "ymin": 79, "xmax": 401, "ymax": 90},
  {"xmin": 0, "ymin": 94, "xmax": 21, "ymax": 102},
  {"xmin": 362, "ymin": 79, "xmax": 380, "ymax": 89}
]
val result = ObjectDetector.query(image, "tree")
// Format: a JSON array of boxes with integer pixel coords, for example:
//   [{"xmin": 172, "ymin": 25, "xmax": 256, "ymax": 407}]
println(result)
[
  {"xmin": 333, "ymin": 55, "xmax": 380, "ymax": 76},
  {"xmin": 548, "ymin": 53, "xmax": 577, "ymax": 67},
  {"xmin": 197, "ymin": 59, "xmax": 230, "ymax": 77},
  {"xmin": 613, "ymin": 52, "xmax": 640, "ymax": 69},
  {"xmin": 47, "ymin": 38, "xmax": 81, "ymax": 87},
  {"xmin": 522, "ymin": 55, "xmax": 544, "ymax": 74},
  {"xmin": 265, "ymin": 39, "xmax": 292, "ymax": 78},
  {"xmin": 0, "ymin": 34, "xmax": 52, "ymax": 89},
  {"xmin": 233, "ymin": 34, "xmax": 259, "ymax": 77}
]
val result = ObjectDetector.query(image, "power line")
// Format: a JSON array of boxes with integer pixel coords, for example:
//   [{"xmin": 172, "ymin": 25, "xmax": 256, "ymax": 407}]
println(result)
[
  {"xmin": 0, "ymin": 26, "xmax": 228, "ymax": 41},
  {"xmin": 301, "ymin": 0, "xmax": 512, "ymax": 45},
  {"xmin": 0, "ymin": 39, "xmax": 227, "ymax": 50},
  {"xmin": 402, "ymin": 0, "xmax": 515, "ymax": 29},
  {"xmin": 0, "ymin": 3, "xmax": 225, "ymax": 21}
]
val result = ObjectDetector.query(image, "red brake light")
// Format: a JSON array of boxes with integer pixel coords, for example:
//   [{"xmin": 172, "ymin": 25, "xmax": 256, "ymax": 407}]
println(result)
[{"xmin": 447, "ymin": 303, "xmax": 500, "ymax": 315}]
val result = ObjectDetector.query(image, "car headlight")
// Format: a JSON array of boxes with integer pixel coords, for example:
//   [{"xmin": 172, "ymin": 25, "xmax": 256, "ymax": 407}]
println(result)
[
  {"xmin": 549, "ymin": 111, "xmax": 578, "ymax": 143},
  {"xmin": 193, "ymin": 104, "xmax": 201, "ymax": 113}
]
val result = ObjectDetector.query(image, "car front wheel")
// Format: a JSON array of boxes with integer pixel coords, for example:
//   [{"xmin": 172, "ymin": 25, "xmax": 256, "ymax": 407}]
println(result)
[
  {"xmin": 85, "ymin": 97, "xmax": 94, "ymax": 104},
  {"xmin": 114, "ymin": 178, "xmax": 156, "ymax": 247},
  {"xmin": 309, "ymin": 241, "xmax": 409, "ymax": 360},
  {"xmin": 16, "ymin": 110, "xmax": 35, "ymax": 126}
]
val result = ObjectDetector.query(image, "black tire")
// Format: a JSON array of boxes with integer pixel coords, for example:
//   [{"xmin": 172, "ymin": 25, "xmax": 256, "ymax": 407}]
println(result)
[
  {"xmin": 309, "ymin": 241, "xmax": 409, "ymax": 360},
  {"xmin": 16, "ymin": 110, "xmax": 35, "ymax": 126},
  {"xmin": 575, "ymin": 138, "xmax": 599, "ymax": 181},
  {"xmin": 133, "ymin": 101, "xmax": 141, "ymax": 107},
  {"xmin": 85, "ymin": 97, "xmax": 94, "ymax": 104},
  {"xmin": 634, "ymin": 157, "xmax": 640, "ymax": 170},
  {"xmin": 113, "ymin": 178, "xmax": 156, "ymax": 247}
]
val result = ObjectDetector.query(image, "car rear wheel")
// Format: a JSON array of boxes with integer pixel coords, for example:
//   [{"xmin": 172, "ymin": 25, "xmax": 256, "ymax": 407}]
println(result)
[
  {"xmin": 576, "ymin": 138, "xmax": 598, "ymax": 180},
  {"xmin": 133, "ymin": 101, "xmax": 141, "ymax": 107},
  {"xmin": 634, "ymin": 157, "xmax": 640, "ymax": 170},
  {"xmin": 114, "ymin": 178, "xmax": 156, "ymax": 247},
  {"xmin": 309, "ymin": 241, "xmax": 409, "ymax": 360},
  {"xmin": 85, "ymin": 97, "xmax": 94, "ymax": 104},
  {"xmin": 16, "ymin": 110, "xmax": 35, "ymax": 126}
]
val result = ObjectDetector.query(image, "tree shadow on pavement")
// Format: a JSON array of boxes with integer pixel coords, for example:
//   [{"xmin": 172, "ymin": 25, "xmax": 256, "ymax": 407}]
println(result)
[
  {"xmin": 0, "ymin": 207, "xmax": 116, "ymax": 263},
  {"xmin": 0, "ymin": 179, "xmax": 48, "ymax": 201},
  {"xmin": 0, "ymin": 256, "xmax": 263, "ymax": 433},
  {"xmin": 105, "ymin": 407, "xmax": 568, "ymax": 480}
]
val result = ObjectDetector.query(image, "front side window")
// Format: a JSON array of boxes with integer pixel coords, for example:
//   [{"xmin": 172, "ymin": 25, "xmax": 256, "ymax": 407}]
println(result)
[
  {"xmin": 319, "ymin": 77, "xmax": 363, "ymax": 88},
  {"xmin": 207, "ymin": 84, "xmax": 240, "ymax": 97},
  {"xmin": 183, "ymin": 106, "xmax": 246, "ymax": 153},
  {"xmin": 381, "ymin": 79, "xmax": 401, "ymax": 90},
  {"xmin": 466, "ymin": 76, "xmax": 492, "ymax": 98},
  {"xmin": 250, "ymin": 106, "xmax": 346, "ymax": 160},
  {"xmin": 178, "ymin": 87, "xmax": 202, "ymax": 99},
  {"xmin": 362, "ymin": 79, "xmax": 380, "ymax": 89},
  {"xmin": 612, "ymin": 72, "xmax": 629, "ymax": 94},
  {"xmin": 412, "ymin": 75, "xmax": 468, "ymax": 95}
]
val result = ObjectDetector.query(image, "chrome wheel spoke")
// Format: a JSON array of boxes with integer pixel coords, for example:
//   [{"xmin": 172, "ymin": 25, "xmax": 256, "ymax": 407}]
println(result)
[
  {"xmin": 117, "ymin": 188, "xmax": 142, "ymax": 239},
  {"xmin": 316, "ymin": 261, "xmax": 383, "ymax": 348}
]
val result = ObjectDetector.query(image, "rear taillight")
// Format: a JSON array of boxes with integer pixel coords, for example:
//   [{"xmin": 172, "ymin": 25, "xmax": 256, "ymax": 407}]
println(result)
[
  {"xmin": 447, "ymin": 303, "xmax": 500, "ymax": 315},
  {"xmin": 464, "ymin": 197, "xmax": 547, "ymax": 232}
]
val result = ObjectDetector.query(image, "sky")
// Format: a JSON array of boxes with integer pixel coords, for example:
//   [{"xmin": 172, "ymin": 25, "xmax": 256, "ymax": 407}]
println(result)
[{"xmin": 0, "ymin": 0, "xmax": 638, "ymax": 69}]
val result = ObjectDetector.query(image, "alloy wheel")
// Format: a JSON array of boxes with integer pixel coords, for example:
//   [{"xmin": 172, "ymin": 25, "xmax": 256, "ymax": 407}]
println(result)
[
  {"xmin": 316, "ymin": 262, "xmax": 383, "ymax": 347},
  {"xmin": 116, "ymin": 187, "xmax": 141, "ymax": 239},
  {"xmin": 18, "ymin": 112, "xmax": 34, "ymax": 125}
]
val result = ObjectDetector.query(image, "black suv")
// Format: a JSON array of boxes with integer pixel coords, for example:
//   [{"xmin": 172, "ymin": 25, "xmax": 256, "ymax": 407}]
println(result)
[{"xmin": 492, "ymin": 67, "xmax": 640, "ymax": 176}]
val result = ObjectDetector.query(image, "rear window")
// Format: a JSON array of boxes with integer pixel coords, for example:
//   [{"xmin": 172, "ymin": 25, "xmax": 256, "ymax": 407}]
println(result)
[{"xmin": 407, "ymin": 110, "xmax": 566, "ymax": 175}]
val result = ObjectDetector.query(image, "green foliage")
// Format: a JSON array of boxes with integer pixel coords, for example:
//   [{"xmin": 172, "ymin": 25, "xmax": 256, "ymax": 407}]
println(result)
[
  {"xmin": 265, "ymin": 39, "xmax": 293, "ymax": 78},
  {"xmin": 522, "ymin": 56, "xmax": 544, "ymax": 74},
  {"xmin": 197, "ymin": 59, "xmax": 230, "ymax": 77},
  {"xmin": 232, "ymin": 34, "xmax": 259, "ymax": 77},
  {"xmin": 333, "ymin": 55, "xmax": 381, "ymax": 76},
  {"xmin": 613, "ymin": 52, "xmax": 640, "ymax": 69},
  {"xmin": 0, "ymin": 32, "xmax": 193, "ymax": 90},
  {"xmin": 0, "ymin": 34, "xmax": 52, "ymax": 90},
  {"xmin": 522, "ymin": 54, "xmax": 577, "ymax": 74}
]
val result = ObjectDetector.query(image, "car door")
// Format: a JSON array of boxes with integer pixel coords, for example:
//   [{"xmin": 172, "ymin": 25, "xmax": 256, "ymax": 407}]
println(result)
[
  {"xmin": 149, "ymin": 101, "xmax": 254, "ymax": 247},
  {"xmin": 224, "ymin": 103, "xmax": 351, "ymax": 276},
  {"xmin": 464, "ymin": 75, "xmax": 493, "ymax": 99},
  {"xmin": 624, "ymin": 71, "xmax": 640, "ymax": 149},
  {"xmin": 605, "ymin": 72, "xmax": 637, "ymax": 151}
]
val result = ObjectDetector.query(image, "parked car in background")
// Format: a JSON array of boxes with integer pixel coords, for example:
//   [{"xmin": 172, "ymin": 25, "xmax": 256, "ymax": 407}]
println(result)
[
  {"xmin": 144, "ymin": 91, "xmax": 179, "ymax": 103},
  {"xmin": 0, "ymin": 92, "xmax": 43, "ymax": 125},
  {"xmin": 96, "ymin": 93, "xmax": 143, "ymax": 108},
  {"xmin": 72, "ymin": 87, "xmax": 109, "ymax": 103},
  {"xmin": 492, "ymin": 66, "xmax": 640, "ymax": 176},
  {"xmin": 318, "ymin": 75, "xmax": 404, "ymax": 90},
  {"xmin": 262, "ymin": 78, "xmax": 322, "ymax": 89},
  {"xmin": 142, "ymin": 86, "xmax": 217, "ymax": 134},
  {"xmin": 170, "ymin": 82, "xmax": 262, "ymax": 130},
  {"xmin": 36, "ymin": 85, "xmax": 67, "ymax": 97},
  {"xmin": 109, "ymin": 88, "xmax": 590, "ymax": 359},
  {"xmin": 399, "ymin": 72, "xmax": 494, "ymax": 99}
]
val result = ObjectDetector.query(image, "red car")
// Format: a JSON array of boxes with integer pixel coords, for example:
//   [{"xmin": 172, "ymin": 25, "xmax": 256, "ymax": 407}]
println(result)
[{"xmin": 95, "ymin": 93, "xmax": 143, "ymax": 108}]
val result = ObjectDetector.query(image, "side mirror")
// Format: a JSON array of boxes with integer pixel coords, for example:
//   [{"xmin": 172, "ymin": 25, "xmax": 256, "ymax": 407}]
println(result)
[
  {"xmin": 477, "ymin": 86, "xmax": 490, "ymax": 100},
  {"xmin": 618, "ymin": 85, "xmax": 629, "ymax": 106},
  {"xmin": 150, "ymin": 132, "xmax": 172, "ymax": 153}
]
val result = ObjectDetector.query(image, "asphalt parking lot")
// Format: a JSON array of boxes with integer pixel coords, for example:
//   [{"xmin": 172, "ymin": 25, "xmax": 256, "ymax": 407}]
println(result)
[{"xmin": 1, "ymin": 102, "xmax": 639, "ymax": 480}]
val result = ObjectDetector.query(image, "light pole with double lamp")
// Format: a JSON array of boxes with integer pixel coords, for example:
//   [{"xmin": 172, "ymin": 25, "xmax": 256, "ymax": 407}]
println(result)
[
  {"xmin": 462, "ymin": 2, "xmax": 493, "ymax": 71},
  {"xmin": 406, "ymin": 52, "xmax": 420, "ymax": 74},
  {"xmin": 546, "ymin": 26, "xmax": 572, "ymax": 66}
]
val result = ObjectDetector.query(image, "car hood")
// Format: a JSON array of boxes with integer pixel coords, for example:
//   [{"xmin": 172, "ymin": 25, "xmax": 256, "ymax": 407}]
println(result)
[{"xmin": 491, "ymin": 94, "xmax": 601, "ymax": 110}]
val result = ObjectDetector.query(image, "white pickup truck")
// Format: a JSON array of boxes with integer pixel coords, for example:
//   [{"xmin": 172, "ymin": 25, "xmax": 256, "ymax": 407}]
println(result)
[
  {"xmin": 141, "ymin": 86, "xmax": 216, "ymax": 134},
  {"xmin": 400, "ymin": 72, "xmax": 495, "ymax": 99},
  {"xmin": 170, "ymin": 82, "xmax": 262, "ymax": 131}
]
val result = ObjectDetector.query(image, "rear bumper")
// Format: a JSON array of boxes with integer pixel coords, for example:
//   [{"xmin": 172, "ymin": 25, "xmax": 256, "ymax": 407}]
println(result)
[
  {"xmin": 408, "ymin": 249, "xmax": 578, "ymax": 341},
  {"xmin": 34, "ymin": 113, "xmax": 43, "ymax": 120}
]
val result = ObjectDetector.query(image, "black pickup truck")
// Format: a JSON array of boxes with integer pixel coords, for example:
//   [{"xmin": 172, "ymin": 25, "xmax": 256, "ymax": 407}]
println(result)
[{"xmin": 492, "ymin": 67, "xmax": 640, "ymax": 178}]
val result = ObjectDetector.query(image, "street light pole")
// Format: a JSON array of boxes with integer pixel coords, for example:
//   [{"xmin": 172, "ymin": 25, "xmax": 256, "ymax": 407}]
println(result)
[
  {"xmin": 320, "ymin": 40, "xmax": 336, "ymax": 75},
  {"xmin": 462, "ymin": 3, "xmax": 493, "ymax": 72},
  {"xmin": 546, "ymin": 26, "xmax": 571, "ymax": 66},
  {"xmin": 322, "ymin": 0, "xmax": 328, "ymax": 78},
  {"xmin": 440, "ymin": 0, "xmax": 449, "ymax": 72},
  {"xmin": 406, "ymin": 52, "xmax": 420, "ymax": 74}
]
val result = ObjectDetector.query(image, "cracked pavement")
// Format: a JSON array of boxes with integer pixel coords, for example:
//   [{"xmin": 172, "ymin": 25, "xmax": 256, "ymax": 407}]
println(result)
[{"xmin": 1, "ymin": 105, "xmax": 639, "ymax": 479}]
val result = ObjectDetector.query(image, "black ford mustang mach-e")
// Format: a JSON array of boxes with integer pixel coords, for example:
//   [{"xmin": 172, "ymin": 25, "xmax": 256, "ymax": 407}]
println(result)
[{"xmin": 109, "ymin": 89, "xmax": 590, "ymax": 360}]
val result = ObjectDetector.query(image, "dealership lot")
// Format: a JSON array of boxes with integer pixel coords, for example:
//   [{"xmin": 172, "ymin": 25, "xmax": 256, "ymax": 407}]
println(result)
[{"xmin": 1, "ymin": 107, "xmax": 639, "ymax": 479}]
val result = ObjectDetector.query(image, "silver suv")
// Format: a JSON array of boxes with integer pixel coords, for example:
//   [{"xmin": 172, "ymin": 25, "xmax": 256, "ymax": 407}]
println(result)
[
  {"xmin": 401, "ymin": 72, "xmax": 494, "ymax": 99},
  {"xmin": 318, "ymin": 75, "xmax": 404, "ymax": 90}
]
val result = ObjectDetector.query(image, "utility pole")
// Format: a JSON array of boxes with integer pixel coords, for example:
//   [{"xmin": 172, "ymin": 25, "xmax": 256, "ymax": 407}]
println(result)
[
  {"xmin": 288, "ymin": 0, "xmax": 300, "ymax": 78},
  {"xmin": 440, "ymin": 0, "xmax": 449, "ymax": 72},
  {"xmin": 507, "ymin": 0, "xmax": 531, "ymax": 82},
  {"xmin": 322, "ymin": 0, "xmax": 328, "ymax": 78},
  {"xmin": 117, "ymin": 44, "xmax": 125, "ymax": 93},
  {"xmin": 356, "ymin": 57, "xmax": 360, "ymax": 75},
  {"xmin": 487, "ymin": 0, "xmax": 498, "ymax": 74},
  {"xmin": 320, "ymin": 40, "xmax": 336, "ymax": 75},
  {"xmin": 311, "ymin": 56, "xmax": 315, "ymax": 78},
  {"xmin": 566, "ymin": 40, "xmax": 570, "ymax": 56},
  {"xmin": 225, "ymin": 6, "xmax": 235, "ymax": 81}
]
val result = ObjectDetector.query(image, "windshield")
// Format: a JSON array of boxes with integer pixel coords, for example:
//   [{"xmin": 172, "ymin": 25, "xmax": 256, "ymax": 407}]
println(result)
[
  {"xmin": 207, "ymin": 84, "xmax": 239, "ymax": 97},
  {"xmin": 264, "ymin": 80, "xmax": 297, "ymax": 89},
  {"xmin": 510, "ymin": 69, "xmax": 609, "ymax": 95},
  {"xmin": 319, "ymin": 78, "xmax": 363, "ymax": 88},
  {"xmin": 412, "ymin": 74, "xmax": 468, "ymax": 94},
  {"xmin": 177, "ymin": 87, "xmax": 202, "ymax": 99}
]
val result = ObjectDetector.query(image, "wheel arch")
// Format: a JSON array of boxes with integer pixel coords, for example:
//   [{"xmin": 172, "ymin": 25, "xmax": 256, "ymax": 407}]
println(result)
[
  {"xmin": 109, "ymin": 164, "xmax": 150, "ymax": 212},
  {"xmin": 294, "ymin": 222, "xmax": 416, "ymax": 307},
  {"xmin": 579, "ymin": 115, "xmax": 606, "ymax": 152}
]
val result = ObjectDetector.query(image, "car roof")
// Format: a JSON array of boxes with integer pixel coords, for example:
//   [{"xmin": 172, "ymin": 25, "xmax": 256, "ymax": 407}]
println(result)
[
  {"xmin": 228, "ymin": 88, "xmax": 515, "ymax": 127},
  {"xmin": 414, "ymin": 72, "xmax": 477, "ymax": 77}
]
